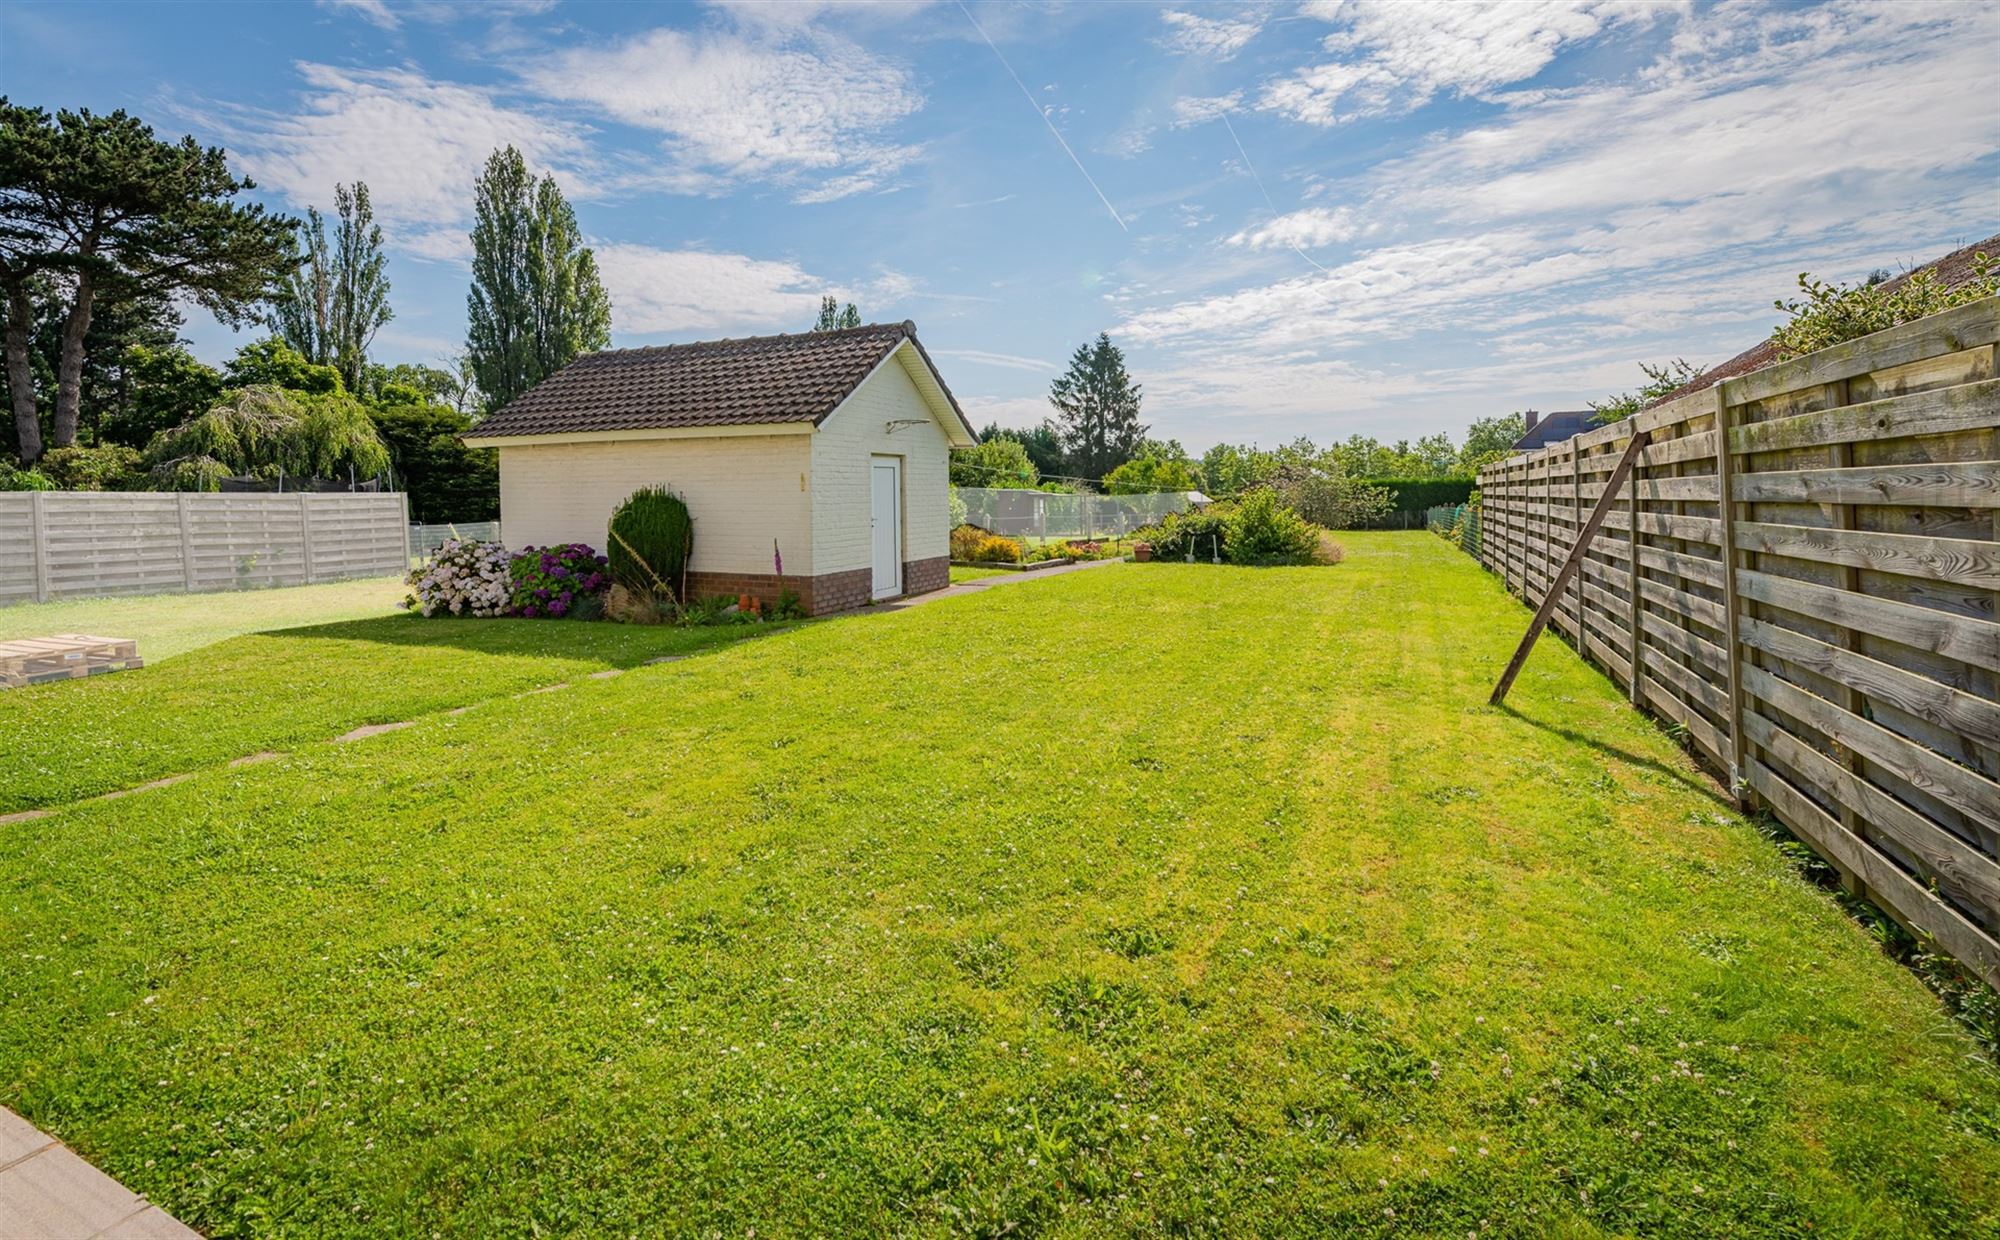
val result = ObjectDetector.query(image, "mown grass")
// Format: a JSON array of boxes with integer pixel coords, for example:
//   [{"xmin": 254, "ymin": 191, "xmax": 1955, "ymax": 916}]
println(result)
[
  {"xmin": 948, "ymin": 564, "xmax": 1010, "ymax": 583},
  {"xmin": 3, "ymin": 533, "xmax": 1996, "ymax": 1237},
  {"xmin": 0, "ymin": 575, "xmax": 409, "ymax": 661},
  {"xmin": 0, "ymin": 617, "xmax": 770, "ymax": 813}
]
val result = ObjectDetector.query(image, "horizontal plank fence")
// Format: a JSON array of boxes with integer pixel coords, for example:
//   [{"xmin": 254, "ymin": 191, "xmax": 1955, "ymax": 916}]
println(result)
[
  {"xmin": 0, "ymin": 492, "xmax": 410, "ymax": 606},
  {"xmin": 1478, "ymin": 296, "xmax": 2000, "ymax": 988}
]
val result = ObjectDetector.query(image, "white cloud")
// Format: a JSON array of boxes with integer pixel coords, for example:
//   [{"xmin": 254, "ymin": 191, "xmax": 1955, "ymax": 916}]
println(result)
[
  {"xmin": 1157, "ymin": 10, "xmax": 1263, "ymax": 60},
  {"xmin": 521, "ymin": 27, "xmax": 923, "ymax": 201},
  {"xmin": 1264, "ymin": 0, "xmax": 1676, "ymax": 125},
  {"xmin": 593, "ymin": 245, "xmax": 832, "ymax": 336},
  {"xmin": 1171, "ymin": 92, "xmax": 1242, "ymax": 127},
  {"xmin": 931, "ymin": 349, "xmax": 1054, "ymax": 373},
  {"xmin": 1228, "ymin": 206, "xmax": 1360, "ymax": 251},
  {"xmin": 316, "ymin": 0, "xmax": 560, "ymax": 29},
  {"xmin": 207, "ymin": 64, "xmax": 589, "ymax": 244},
  {"xmin": 958, "ymin": 394, "xmax": 1053, "ymax": 429},
  {"xmin": 1122, "ymin": 0, "xmax": 2000, "ymax": 432},
  {"xmin": 318, "ymin": 0, "xmax": 399, "ymax": 30}
]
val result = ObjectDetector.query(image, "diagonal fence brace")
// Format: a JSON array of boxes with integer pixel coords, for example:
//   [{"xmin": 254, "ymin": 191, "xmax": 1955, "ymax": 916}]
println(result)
[{"xmin": 1490, "ymin": 427, "xmax": 1652, "ymax": 705}]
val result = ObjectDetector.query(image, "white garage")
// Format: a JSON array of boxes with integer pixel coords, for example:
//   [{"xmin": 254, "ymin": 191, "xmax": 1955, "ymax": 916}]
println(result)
[{"xmin": 464, "ymin": 321, "xmax": 978, "ymax": 615}]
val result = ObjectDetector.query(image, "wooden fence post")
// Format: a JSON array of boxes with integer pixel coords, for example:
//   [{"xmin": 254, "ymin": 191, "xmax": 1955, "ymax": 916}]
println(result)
[
  {"xmin": 28, "ymin": 490, "xmax": 51, "ymax": 603},
  {"xmin": 176, "ymin": 493, "xmax": 197, "ymax": 593},
  {"xmin": 1710, "ymin": 386, "xmax": 1748, "ymax": 799},
  {"xmin": 1625, "ymin": 428, "xmax": 1643, "ymax": 705},
  {"xmin": 298, "ymin": 494, "xmax": 317, "ymax": 586}
]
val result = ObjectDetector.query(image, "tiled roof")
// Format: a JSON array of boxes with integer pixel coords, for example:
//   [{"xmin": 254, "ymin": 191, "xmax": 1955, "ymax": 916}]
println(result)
[
  {"xmin": 1647, "ymin": 230, "xmax": 2000, "ymax": 408},
  {"xmin": 468, "ymin": 320, "xmax": 969, "ymax": 439},
  {"xmin": 1513, "ymin": 410, "xmax": 1594, "ymax": 451}
]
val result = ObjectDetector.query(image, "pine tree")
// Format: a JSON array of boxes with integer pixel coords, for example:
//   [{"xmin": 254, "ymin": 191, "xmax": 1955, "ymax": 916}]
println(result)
[
  {"xmin": 0, "ymin": 99, "xmax": 295, "ymax": 460},
  {"xmin": 466, "ymin": 147, "xmax": 609, "ymax": 412},
  {"xmin": 330, "ymin": 182, "xmax": 392, "ymax": 396},
  {"xmin": 1048, "ymin": 332, "xmax": 1146, "ymax": 483}
]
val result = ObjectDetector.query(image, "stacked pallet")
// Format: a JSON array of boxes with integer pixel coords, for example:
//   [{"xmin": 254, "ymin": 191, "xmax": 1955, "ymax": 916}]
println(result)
[{"xmin": 0, "ymin": 634, "xmax": 142, "ymax": 689}]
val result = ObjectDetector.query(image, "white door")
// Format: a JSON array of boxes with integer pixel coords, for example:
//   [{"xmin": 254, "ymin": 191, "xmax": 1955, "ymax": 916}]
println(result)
[{"xmin": 870, "ymin": 456, "xmax": 902, "ymax": 599}]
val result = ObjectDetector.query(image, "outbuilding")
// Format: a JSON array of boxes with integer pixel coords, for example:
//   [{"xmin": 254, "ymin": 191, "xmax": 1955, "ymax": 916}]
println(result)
[{"xmin": 464, "ymin": 321, "xmax": 977, "ymax": 614}]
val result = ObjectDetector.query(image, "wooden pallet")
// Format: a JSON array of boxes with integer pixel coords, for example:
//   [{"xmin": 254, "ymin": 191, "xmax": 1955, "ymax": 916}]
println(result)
[{"xmin": 0, "ymin": 634, "xmax": 143, "ymax": 689}]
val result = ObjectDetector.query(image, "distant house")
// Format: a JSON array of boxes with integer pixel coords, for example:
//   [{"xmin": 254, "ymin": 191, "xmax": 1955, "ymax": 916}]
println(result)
[
  {"xmin": 463, "ymin": 321, "xmax": 978, "ymax": 615},
  {"xmin": 1512, "ymin": 409, "xmax": 1594, "ymax": 452}
]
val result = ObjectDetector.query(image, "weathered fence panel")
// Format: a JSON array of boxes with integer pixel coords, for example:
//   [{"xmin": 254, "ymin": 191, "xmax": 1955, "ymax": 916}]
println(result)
[
  {"xmin": 1479, "ymin": 296, "xmax": 2000, "ymax": 986},
  {"xmin": 0, "ymin": 492, "xmax": 410, "ymax": 605}
]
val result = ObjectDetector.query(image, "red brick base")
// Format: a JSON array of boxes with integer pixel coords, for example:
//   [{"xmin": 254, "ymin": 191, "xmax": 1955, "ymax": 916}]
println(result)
[
  {"xmin": 902, "ymin": 555, "xmax": 949, "ymax": 598},
  {"xmin": 684, "ymin": 557, "xmax": 947, "ymax": 616}
]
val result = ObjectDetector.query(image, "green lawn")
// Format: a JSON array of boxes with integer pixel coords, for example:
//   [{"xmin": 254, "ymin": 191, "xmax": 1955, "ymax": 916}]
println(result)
[
  {"xmin": 0, "ymin": 576, "xmax": 410, "ymax": 662},
  {"xmin": 3, "ymin": 533, "xmax": 1996, "ymax": 1237},
  {"xmin": 948, "ymin": 564, "xmax": 1009, "ymax": 583}
]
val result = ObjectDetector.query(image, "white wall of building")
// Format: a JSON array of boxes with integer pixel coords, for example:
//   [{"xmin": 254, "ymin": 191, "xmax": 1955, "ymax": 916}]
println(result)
[
  {"xmin": 496, "ymin": 432, "xmax": 814, "ymax": 576},
  {"xmin": 809, "ymin": 346, "xmax": 953, "ymax": 576}
]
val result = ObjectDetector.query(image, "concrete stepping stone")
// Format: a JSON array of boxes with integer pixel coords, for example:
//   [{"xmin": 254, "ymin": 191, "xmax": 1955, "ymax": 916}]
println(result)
[
  {"xmin": 333, "ymin": 721, "xmax": 415, "ymax": 743},
  {"xmin": 0, "ymin": 1108, "xmax": 198, "ymax": 1239}
]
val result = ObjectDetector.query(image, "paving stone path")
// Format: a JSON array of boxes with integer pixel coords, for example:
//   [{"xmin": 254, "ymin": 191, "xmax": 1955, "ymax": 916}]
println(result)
[{"xmin": 1, "ymin": 1108, "xmax": 199, "ymax": 1238}]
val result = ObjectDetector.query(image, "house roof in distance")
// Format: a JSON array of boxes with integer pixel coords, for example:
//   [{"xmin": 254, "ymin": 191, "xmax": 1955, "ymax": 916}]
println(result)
[
  {"xmin": 1512, "ymin": 410, "xmax": 1594, "ymax": 451},
  {"xmin": 466, "ymin": 320, "xmax": 977, "ymax": 443}
]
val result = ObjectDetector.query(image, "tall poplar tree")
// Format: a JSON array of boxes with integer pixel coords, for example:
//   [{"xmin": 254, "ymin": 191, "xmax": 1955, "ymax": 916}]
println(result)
[
  {"xmin": 268, "ymin": 206, "xmax": 332, "ymax": 368},
  {"xmin": 330, "ymin": 182, "xmax": 391, "ymax": 394},
  {"xmin": 1048, "ymin": 332, "xmax": 1146, "ymax": 483},
  {"xmin": 465, "ymin": 146, "xmax": 609, "ymax": 412},
  {"xmin": 811, "ymin": 294, "xmax": 861, "ymax": 331}
]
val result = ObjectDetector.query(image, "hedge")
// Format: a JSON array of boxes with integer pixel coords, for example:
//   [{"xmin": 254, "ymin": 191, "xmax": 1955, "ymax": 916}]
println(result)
[{"xmin": 1363, "ymin": 477, "xmax": 1477, "ymax": 515}]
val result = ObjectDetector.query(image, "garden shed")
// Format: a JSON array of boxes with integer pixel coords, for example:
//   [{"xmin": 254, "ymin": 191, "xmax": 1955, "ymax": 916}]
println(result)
[{"xmin": 464, "ymin": 321, "xmax": 977, "ymax": 614}]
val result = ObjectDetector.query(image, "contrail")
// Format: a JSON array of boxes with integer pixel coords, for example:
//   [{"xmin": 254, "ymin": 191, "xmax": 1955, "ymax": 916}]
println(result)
[
  {"xmin": 1221, "ymin": 112, "xmax": 1330, "ymax": 275},
  {"xmin": 955, "ymin": 0, "xmax": 1127, "ymax": 232}
]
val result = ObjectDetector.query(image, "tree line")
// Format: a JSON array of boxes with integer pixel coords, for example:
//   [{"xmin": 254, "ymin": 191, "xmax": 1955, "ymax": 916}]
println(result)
[
  {"xmin": 0, "ymin": 101, "xmax": 610, "ymax": 522},
  {"xmin": 949, "ymin": 327, "xmax": 1526, "ymax": 499}
]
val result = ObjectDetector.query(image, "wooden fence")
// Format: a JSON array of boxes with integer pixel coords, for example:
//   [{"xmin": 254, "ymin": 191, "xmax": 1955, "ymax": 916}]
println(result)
[
  {"xmin": 0, "ymin": 491, "xmax": 410, "ymax": 605},
  {"xmin": 1478, "ymin": 296, "xmax": 2000, "ymax": 988}
]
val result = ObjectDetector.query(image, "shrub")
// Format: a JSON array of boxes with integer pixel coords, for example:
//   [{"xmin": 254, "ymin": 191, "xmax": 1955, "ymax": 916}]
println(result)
[
  {"xmin": 508, "ymin": 543, "xmax": 611, "ymax": 619},
  {"xmin": 38, "ymin": 445, "xmax": 146, "ymax": 491},
  {"xmin": 1272, "ymin": 468, "xmax": 1395, "ymax": 529},
  {"xmin": 948, "ymin": 485, "xmax": 967, "ymax": 528},
  {"xmin": 0, "ymin": 461, "xmax": 56, "ymax": 491},
  {"xmin": 404, "ymin": 538, "xmax": 513, "ymax": 617},
  {"xmin": 605, "ymin": 583, "xmax": 676, "ymax": 625},
  {"xmin": 607, "ymin": 487, "xmax": 694, "ymax": 598},
  {"xmin": 952, "ymin": 525, "xmax": 1021, "ymax": 563},
  {"xmin": 1135, "ymin": 505, "xmax": 1231, "ymax": 561},
  {"xmin": 1773, "ymin": 252, "xmax": 1996, "ymax": 359},
  {"xmin": 1224, "ymin": 488, "xmax": 1319, "ymax": 565}
]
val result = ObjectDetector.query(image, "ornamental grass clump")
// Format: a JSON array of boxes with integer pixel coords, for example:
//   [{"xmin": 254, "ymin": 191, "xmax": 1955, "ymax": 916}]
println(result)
[
  {"xmin": 403, "ymin": 538, "xmax": 513, "ymax": 617},
  {"xmin": 508, "ymin": 543, "xmax": 610, "ymax": 619}
]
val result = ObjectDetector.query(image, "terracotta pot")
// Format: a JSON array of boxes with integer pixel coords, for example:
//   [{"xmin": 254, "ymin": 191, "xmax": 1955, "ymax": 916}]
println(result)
[{"xmin": 1134, "ymin": 543, "xmax": 1153, "ymax": 563}]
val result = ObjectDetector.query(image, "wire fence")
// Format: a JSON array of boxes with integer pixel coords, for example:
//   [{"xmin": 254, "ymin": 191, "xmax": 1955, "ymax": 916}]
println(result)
[
  {"xmin": 1426, "ymin": 503, "xmax": 1480, "ymax": 558},
  {"xmin": 410, "ymin": 521, "xmax": 502, "ymax": 560},
  {"xmin": 957, "ymin": 488, "xmax": 1195, "ymax": 541}
]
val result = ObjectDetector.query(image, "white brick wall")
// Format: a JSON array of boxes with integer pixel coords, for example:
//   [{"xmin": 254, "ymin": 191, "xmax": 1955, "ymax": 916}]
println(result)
[
  {"xmin": 810, "ymin": 346, "xmax": 952, "ymax": 576},
  {"xmin": 497, "ymin": 433, "xmax": 814, "ymax": 576}
]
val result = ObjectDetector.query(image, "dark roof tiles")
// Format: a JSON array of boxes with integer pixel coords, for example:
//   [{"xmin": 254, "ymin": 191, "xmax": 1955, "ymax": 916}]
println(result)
[{"xmin": 469, "ymin": 320, "xmax": 957, "ymax": 439}]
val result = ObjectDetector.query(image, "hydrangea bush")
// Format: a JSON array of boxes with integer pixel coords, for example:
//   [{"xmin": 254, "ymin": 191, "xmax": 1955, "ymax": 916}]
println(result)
[
  {"xmin": 404, "ymin": 538, "xmax": 513, "ymax": 617},
  {"xmin": 508, "ymin": 543, "xmax": 610, "ymax": 619}
]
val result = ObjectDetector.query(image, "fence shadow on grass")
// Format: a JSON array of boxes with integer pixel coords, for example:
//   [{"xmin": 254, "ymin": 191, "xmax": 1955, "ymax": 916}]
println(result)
[
  {"xmin": 249, "ymin": 613, "xmax": 776, "ymax": 668},
  {"xmin": 1493, "ymin": 702, "xmax": 1734, "ymax": 809}
]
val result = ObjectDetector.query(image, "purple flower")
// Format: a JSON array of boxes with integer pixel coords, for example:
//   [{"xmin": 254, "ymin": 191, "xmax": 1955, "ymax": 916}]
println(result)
[
  {"xmin": 522, "ymin": 604, "xmax": 539, "ymax": 617},
  {"xmin": 548, "ymin": 600, "xmax": 568, "ymax": 616},
  {"xmin": 551, "ymin": 565, "xmax": 570, "ymax": 578}
]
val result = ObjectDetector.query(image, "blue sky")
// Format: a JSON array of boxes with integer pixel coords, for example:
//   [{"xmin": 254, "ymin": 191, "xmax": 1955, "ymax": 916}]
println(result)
[{"xmin": 3, "ymin": 0, "xmax": 1995, "ymax": 450}]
